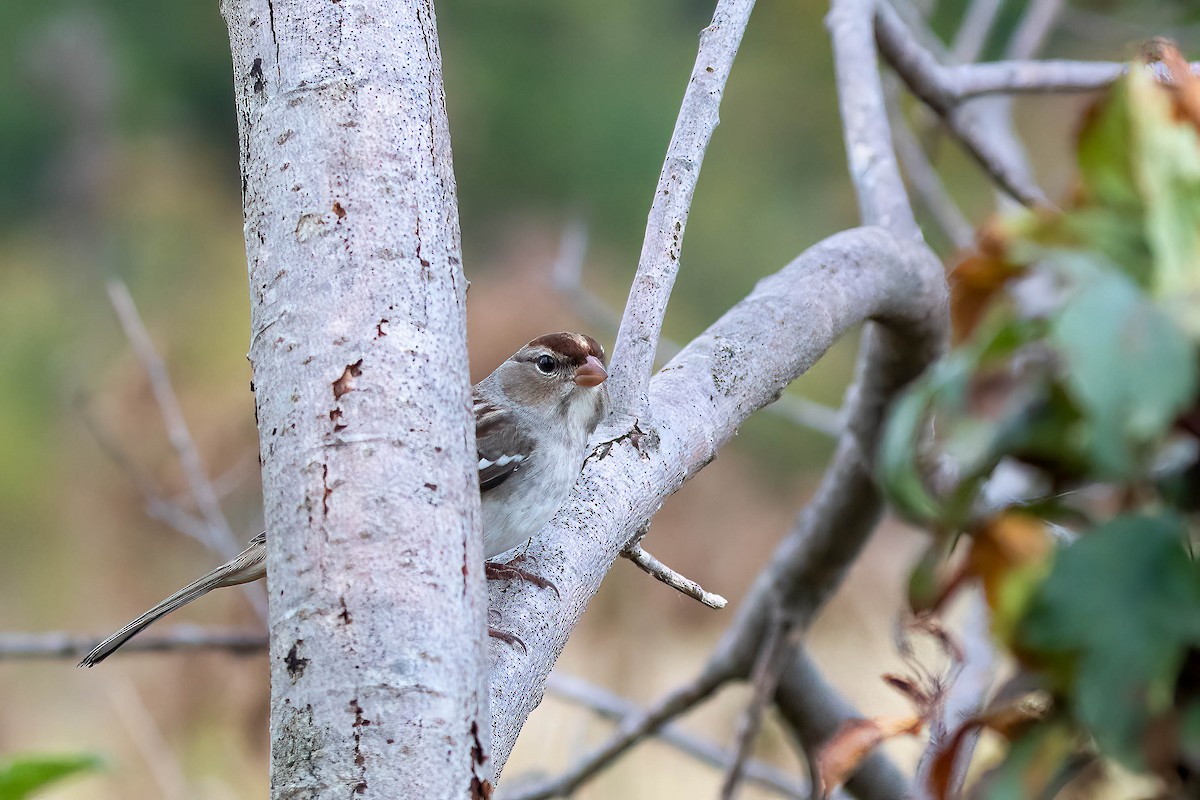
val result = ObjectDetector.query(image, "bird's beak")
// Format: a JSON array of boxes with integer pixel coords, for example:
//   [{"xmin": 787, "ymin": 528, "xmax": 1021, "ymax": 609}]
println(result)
[{"xmin": 574, "ymin": 355, "xmax": 607, "ymax": 388}]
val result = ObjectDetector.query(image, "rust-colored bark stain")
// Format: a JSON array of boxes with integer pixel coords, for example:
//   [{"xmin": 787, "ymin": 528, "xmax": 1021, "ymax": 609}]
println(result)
[
  {"xmin": 333, "ymin": 201, "xmax": 347, "ymax": 219},
  {"xmin": 333, "ymin": 359, "xmax": 363, "ymax": 399},
  {"xmin": 469, "ymin": 720, "xmax": 492, "ymax": 799}
]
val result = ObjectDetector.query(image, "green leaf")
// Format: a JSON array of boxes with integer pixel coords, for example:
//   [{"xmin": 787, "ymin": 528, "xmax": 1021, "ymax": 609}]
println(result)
[
  {"xmin": 0, "ymin": 754, "xmax": 102, "ymax": 800},
  {"xmin": 1016, "ymin": 515, "xmax": 1200, "ymax": 769},
  {"xmin": 1126, "ymin": 67, "xmax": 1200, "ymax": 338},
  {"xmin": 1078, "ymin": 77, "xmax": 1141, "ymax": 213},
  {"xmin": 1050, "ymin": 271, "xmax": 1196, "ymax": 476}
]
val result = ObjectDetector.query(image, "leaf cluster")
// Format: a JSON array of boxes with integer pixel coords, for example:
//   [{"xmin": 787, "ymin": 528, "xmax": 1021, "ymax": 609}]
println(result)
[{"xmin": 881, "ymin": 53, "xmax": 1200, "ymax": 798}]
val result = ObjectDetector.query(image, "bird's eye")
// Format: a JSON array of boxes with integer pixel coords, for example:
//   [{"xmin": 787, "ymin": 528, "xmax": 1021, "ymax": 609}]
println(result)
[{"xmin": 535, "ymin": 355, "xmax": 556, "ymax": 374}]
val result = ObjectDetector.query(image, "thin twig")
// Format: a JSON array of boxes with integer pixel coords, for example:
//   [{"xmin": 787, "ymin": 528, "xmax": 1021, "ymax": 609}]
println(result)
[
  {"xmin": 105, "ymin": 677, "xmax": 191, "ymax": 800},
  {"xmin": 622, "ymin": 545, "xmax": 728, "ymax": 609},
  {"xmin": 1005, "ymin": 0, "xmax": 1064, "ymax": 61},
  {"xmin": 719, "ymin": 613, "xmax": 801, "ymax": 800},
  {"xmin": 501, "ymin": 663, "xmax": 735, "ymax": 800},
  {"xmin": 77, "ymin": 401, "xmax": 214, "ymax": 546},
  {"xmin": 106, "ymin": 280, "xmax": 267, "ymax": 621},
  {"xmin": 606, "ymin": 0, "xmax": 757, "ymax": 417},
  {"xmin": 951, "ymin": 0, "xmax": 1003, "ymax": 64},
  {"xmin": 885, "ymin": 78, "xmax": 974, "ymax": 250},
  {"xmin": 551, "ymin": 221, "xmax": 841, "ymax": 438},
  {"xmin": 874, "ymin": 2, "xmax": 1052, "ymax": 208},
  {"xmin": 542, "ymin": 672, "xmax": 808, "ymax": 800},
  {"xmin": 0, "ymin": 627, "xmax": 266, "ymax": 660}
]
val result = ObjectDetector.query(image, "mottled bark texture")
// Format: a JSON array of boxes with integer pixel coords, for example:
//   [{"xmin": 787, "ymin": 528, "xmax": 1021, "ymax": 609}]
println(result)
[{"xmin": 221, "ymin": 0, "xmax": 491, "ymax": 797}]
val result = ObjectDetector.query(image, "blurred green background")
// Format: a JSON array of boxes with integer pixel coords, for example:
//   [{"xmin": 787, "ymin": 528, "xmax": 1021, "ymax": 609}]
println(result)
[{"xmin": 1, "ymin": 0, "xmax": 1197, "ymax": 797}]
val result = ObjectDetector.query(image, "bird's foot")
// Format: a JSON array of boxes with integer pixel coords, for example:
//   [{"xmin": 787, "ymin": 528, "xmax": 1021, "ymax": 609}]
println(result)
[
  {"xmin": 485, "ymin": 559, "xmax": 559, "ymax": 598},
  {"xmin": 487, "ymin": 626, "xmax": 527, "ymax": 653}
]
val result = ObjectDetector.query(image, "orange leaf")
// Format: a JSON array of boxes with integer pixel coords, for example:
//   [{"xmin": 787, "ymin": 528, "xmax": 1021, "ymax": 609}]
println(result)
[
  {"xmin": 816, "ymin": 715, "xmax": 923, "ymax": 797},
  {"xmin": 967, "ymin": 512, "xmax": 1051, "ymax": 611},
  {"xmin": 947, "ymin": 223, "xmax": 1024, "ymax": 342}
]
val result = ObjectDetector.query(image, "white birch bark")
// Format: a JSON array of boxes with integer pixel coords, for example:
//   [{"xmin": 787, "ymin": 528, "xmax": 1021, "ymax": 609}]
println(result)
[{"xmin": 221, "ymin": 0, "xmax": 491, "ymax": 797}]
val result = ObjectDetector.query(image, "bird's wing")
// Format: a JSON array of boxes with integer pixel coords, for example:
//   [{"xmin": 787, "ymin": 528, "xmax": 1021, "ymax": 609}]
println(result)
[{"xmin": 474, "ymin": 395, "xmax": 535, "ymax": 493}]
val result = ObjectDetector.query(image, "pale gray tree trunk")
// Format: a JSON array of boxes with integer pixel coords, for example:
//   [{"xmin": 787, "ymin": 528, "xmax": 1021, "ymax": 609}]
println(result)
[{"xmin": 221, "ymin": 0, "xmax": 491, "ymax": 797}]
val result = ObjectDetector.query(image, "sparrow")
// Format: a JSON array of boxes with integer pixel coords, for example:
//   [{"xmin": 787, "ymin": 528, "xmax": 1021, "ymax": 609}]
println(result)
[{"xmin": 79, "ymin": 332, "xmax": 609, "ymax": 666}]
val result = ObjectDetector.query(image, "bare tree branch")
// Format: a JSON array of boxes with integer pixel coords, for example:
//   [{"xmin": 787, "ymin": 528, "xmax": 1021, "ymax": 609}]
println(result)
[
  {"xmin": 951, "ymin": 0, "xmax": 1003, "ymax": 64},
  {"xmin": 828, "ymin": 0, "xmax": 920, "ymax": 238},
  {"xmin": 622, "ymin": 545, "xmax": 728, "ymax": 609},
  {"xmin": 0, "ymin": 627, "xmax": 265, "ymax": 660},
  {"xmin": 886, "ymin": 80, "xmax": 974, "ymax": 250},
  {"xmin": 873, "ymin": 3, "xmax": 1051, "ymax": 208},
  {"xmin": 774, "ymin": 648, "xmax": 915, "ymax": 799},
  {"xmin": 540, "ymin": 672, "xmax": 809, "ymax": 800},
  {"xmin": 222, "ymin": 0, "xmax": 490, "ymax": 794},
  {"xmin": 502, "ymin": 663, "xmax": 733, "ymax": 800},
  {"xmin": 106, "ymin": 281, "xmax": 246, "ymax": 564},
  {"xmin": 607, "ymin": 0, "xmax": 757, "ymax": 417},
  {"xmin": 488, "ymin": 226, "xmax": 949, "ymax": 775},
  {"xmin": 105, "ymin": 281, "xmax": 268, "ymax": 621},
  {"xmin": 1006, "ymin": 0, "xmax": 1064, "ymax": 62},
  {"xmin": 719, "ymin": 612, "xmax": 801, "ymax": 800},
  {"xmin": 105, "ymin": 677, "xmax": 191, "ymax": 800}
]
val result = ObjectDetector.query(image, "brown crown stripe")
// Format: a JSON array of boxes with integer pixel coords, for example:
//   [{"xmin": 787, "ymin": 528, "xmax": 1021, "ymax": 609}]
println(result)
[{"xmin": 524, "ymin": 332, "xmax": 606, "ymax": 366}]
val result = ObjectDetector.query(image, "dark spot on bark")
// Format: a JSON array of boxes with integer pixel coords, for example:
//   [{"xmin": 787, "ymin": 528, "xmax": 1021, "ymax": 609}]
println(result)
[
  {"xmin": 333, "ymin": 359, "xmax": 363, "ymax": 399},
  {"xmin": 468, "ymin": 721, "xmax": 491, "ymax": 797},
  {"xmin": 276, "ymin": 129, "xmax": 294, "ymax": 145},
  {"xmin": 249, "ymin": 380, "xmax": 256, "ymax": 393},
  {"xmin": 424, "ymin": 483, "xmax": 437, "ymax": 491},
  {"xmin": 350, "ymin": 698, "xmax": 370, "ymax": 726},
  {"xmin": 330, "ymin": 408, "xmax": 346, "ymax": 431},
  {"xmin": 333, "ymin": 201, "xmax": 346, "ymax": 219},
  {"xmin": 354, "ymin": 782, "xmax": 367, "ymax": 794},
  {"xmin": 284, "ymin": 640, "xmax": 309, "ymax": 680},
  {"xmin": 250, "ymin": 58, "xmax": 265, "ymax": 93},
  {"xmin": 338, "ymin": 596, "xmax": 352, "ymax": 624},
  {"xmin": 375, "ymin": 319, "xmax": 388, "ymax": 338},
  {"xmin": 322, "ymin": 463, "xmax": 331, "ymax": 516}
]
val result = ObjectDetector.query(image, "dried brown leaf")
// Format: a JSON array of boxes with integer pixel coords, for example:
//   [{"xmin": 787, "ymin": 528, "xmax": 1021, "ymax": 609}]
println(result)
[{"xmin": 817, "ymin": 715, "xmax": 924, "ymax": 797}]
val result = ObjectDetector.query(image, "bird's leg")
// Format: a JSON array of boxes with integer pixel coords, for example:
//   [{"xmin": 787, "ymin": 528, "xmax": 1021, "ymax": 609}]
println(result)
[{"xmin": 485, "ymin": 557, "xmax": 559, "ymax": 597}]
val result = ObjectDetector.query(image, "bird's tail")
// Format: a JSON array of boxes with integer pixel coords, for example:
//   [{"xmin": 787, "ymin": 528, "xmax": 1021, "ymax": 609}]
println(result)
[{"xmin": 78, "ymin": 532, "xmax": 267, "ymax": 667}]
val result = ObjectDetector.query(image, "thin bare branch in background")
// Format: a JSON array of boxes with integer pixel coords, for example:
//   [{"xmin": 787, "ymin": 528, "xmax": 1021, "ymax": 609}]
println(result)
[
  {"xmin": 541, "ymin": 673, "xmax": 809, "ymax": 800},
  {"xmin": 501, "ymin": 665, "xmax": 733, "ymax": 800},
  {"xmin": 0, "ymin": 627, "xmax": 265, "ymax": 660},
  {"xmin": 105, "ymin": 279, "xmax": 266, "ymax": 620},
  {"xmin": 1006, "ymin": 0, "xmax": 1065, "ymax": 61},
  {"xmin": 77, "ymin": 402, "xmax": 215, "ymax": 546},
  {"xmin": 105, "ymin": 677, "xmax": 191, "ymax": 800},
  {"xmin": 607, "ymin": 0, "xmax": 757, "ymax": 416},
  {"xmin": 951, "ymin": 0, "xmax": 1003, "ymax": 64},
  {"xmin": 622, "ymin": 544, "xmax": 728, "ymax": 609},
  {"xmin": 886, "ymin": 80, "xmax": 975, "ymax": 250},
  {"xmin": 874, "ymin": 3, "xmax": 1051, "ymax": 208},
  {"xmin": 719, "ymin": 614, "xmax": 800, "ymax": 800}
]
